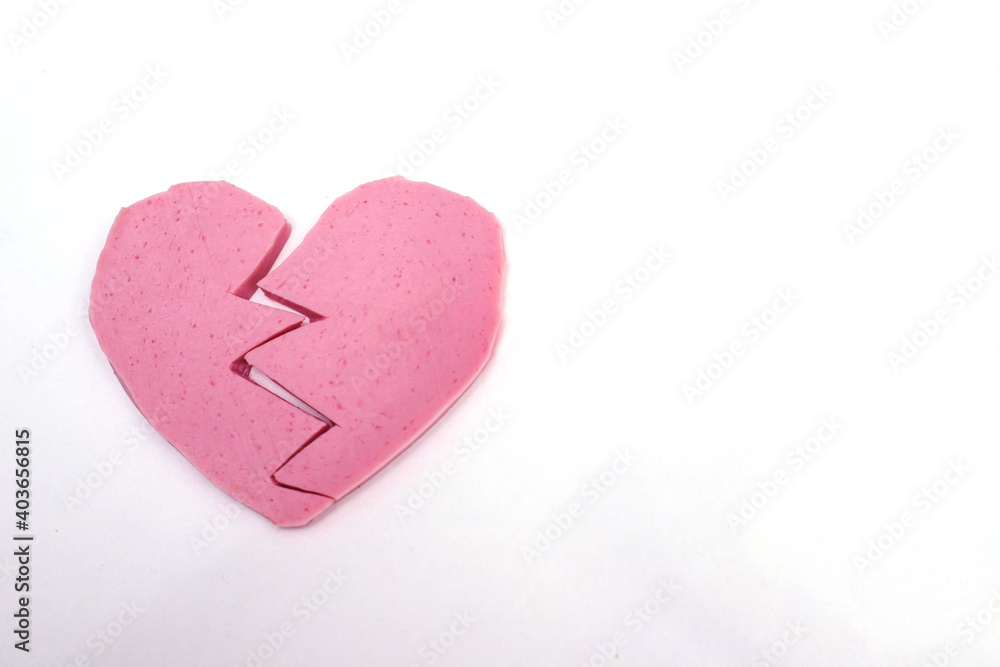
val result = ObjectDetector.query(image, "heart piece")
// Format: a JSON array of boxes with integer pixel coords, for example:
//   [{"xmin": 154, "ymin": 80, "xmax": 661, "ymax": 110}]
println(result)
[{"xmin": 89, "ymin": 177, "xmax": 505, "ymax": 526}]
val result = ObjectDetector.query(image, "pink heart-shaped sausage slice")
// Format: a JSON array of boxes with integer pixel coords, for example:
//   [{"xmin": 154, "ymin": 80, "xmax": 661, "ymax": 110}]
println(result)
[{"xmin": 90, "ymin": 177, "xmax": 505, "ymax": 526}]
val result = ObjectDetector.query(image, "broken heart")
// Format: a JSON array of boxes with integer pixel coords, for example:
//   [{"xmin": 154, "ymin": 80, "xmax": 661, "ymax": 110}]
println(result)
[{"xmin": 89, "ymin": 177, "xmax": 505, "ymax": 526}]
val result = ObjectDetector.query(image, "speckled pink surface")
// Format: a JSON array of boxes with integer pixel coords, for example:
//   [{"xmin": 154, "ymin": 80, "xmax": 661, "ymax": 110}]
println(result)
[{"xmin": 90, "ymin": 178, "xmax": 505, "ymax": 526}]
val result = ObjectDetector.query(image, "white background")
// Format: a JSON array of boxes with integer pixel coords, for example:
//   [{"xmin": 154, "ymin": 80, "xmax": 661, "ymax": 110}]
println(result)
[{"xmin": 2, "ymin": 0, "xmax": 1000, "ymax": 665}]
